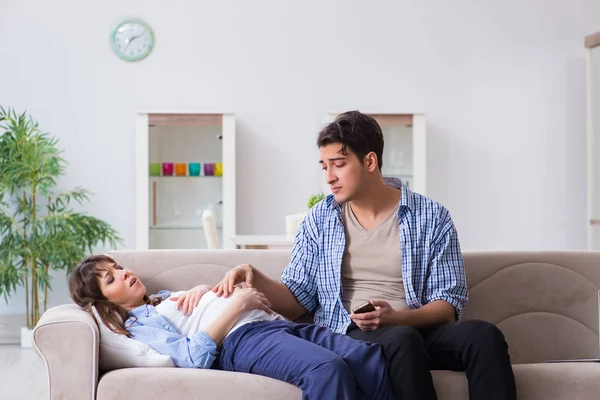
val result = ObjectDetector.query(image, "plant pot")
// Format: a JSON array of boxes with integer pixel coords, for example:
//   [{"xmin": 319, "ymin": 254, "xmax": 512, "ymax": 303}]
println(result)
[
  {"xmin": 285, "ymin": 212, "xmax": 308, "ymax": 238},
  {"xmin": 21, "ymin": 326, "xmax": 33, "ymax": 348}
]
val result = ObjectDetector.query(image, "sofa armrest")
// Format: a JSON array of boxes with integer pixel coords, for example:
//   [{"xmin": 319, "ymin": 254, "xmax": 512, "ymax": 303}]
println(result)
[{"xmin": 33, "ymin": 304, "xmax": 99, "ymax": 400}]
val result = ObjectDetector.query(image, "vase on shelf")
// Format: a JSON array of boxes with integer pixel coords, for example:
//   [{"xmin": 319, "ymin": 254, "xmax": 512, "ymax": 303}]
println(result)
[
  {"xmin": 162, "ymin": 162, "xmax": 174, "ymax": 176},
  {"xmin": 204, "ymin": 163, "xmax": 215, "ymax": 176},
  {"xmin": 214, "ymin": 162, "xmax": 223, "ymax": 176},
  {"xmin": 149, "ymin": 163, "xmax": 161, "ymax": 176},
  {"xmin": 189, "ymin": 162, "xmax": 201, "ymax": 176},
  {"xmin": 175, "ymin": 163, "xmax": 187, "ymax": 176}
]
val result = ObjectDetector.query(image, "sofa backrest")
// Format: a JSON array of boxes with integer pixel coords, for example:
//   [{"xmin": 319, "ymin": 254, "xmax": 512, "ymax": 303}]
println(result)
[
  {"xmin": 107, "ymin": 249, "xmax": 600, "ymax": 364},
  {"xmin": 461, "ymin": 251, "xmax": 600, "ymax": 364}
]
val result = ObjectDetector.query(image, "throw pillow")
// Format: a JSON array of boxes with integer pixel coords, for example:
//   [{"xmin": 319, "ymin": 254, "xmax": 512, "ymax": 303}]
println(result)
[{"xmin": 90, "ymin": 306, "xmax": 175, "ymax": 371}]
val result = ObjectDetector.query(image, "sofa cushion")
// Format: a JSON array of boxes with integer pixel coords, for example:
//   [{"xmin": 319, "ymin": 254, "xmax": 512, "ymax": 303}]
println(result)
[
  {"xmin": 97, "ymin": 368, "xmax": 301, "ymax": 400},
  {"xmin": 430, "ymin": 363, "xmax": 600, "ymax": 400},
  {"xmin": 90, "ymin": 306, "xmax": 175, "ymax": 371}
]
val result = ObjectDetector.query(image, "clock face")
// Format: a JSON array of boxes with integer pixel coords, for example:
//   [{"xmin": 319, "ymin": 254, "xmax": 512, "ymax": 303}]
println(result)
[{"xmin": 111, "ymin": 19, "xmax": 154, "ymax": 62}]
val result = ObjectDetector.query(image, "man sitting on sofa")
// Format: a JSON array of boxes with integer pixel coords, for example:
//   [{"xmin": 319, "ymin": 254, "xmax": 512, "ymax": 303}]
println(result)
[{"xmin": 213, "ymin": 110, "xmax": 517, "ymax": 400}]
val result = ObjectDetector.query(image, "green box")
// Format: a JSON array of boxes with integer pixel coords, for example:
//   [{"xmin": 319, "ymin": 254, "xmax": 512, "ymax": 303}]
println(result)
[{"xmin": 149, "ymin": 163, "xmax": 161, "ymax": 176}]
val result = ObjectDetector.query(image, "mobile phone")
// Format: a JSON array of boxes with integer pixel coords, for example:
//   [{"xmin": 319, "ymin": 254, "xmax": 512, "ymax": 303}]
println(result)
[{"xmin": 352, "ymin": 302, "xmax": 376, "ymax": 314}]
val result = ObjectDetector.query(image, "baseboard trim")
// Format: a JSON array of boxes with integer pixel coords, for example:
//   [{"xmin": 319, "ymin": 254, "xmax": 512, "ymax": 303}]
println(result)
[{"xmin": 0, "ymin": 315, "xmax": 26, "ymax": 344}]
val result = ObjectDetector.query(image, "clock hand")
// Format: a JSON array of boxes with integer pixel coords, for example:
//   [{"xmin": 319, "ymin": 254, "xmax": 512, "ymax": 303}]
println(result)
[{"xmin": 126, "ymin": 33, "xmax": 144, "ymax": 47}]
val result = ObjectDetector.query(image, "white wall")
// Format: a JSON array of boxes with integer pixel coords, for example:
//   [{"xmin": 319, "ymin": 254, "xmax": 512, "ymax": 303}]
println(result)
[{"xmin": 0, "ymin": 0, "xmax": 599, "ymax": 314}]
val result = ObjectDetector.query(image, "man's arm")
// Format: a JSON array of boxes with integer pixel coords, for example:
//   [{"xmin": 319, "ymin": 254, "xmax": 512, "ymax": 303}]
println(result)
[
  {"xmin": 394, "ymin": 300, "xmax": 456, "ymax": 327},
  {"xmin": 424, "ymin": 206, "xmax": 468, "ymax": 320},
  {"xmin": 214, "ymin": 213, "xmax": 321, "ymax": 322},
  {"xmin": 350, "ymin": 299, "xmax": 455, "ymax": 330},
  {"xmin": 250, "ymin": 267, "xmax": 308, "ymax": 321},
  {"xmin": 213, "ymin": 264, "xmax": 307, "ymax": 321}
]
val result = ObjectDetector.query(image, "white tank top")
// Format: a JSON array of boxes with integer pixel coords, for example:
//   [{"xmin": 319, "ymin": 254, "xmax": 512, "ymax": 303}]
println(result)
[{"xmin": 155, "ymin": 289, "xmax": 284, "ymax": 337}]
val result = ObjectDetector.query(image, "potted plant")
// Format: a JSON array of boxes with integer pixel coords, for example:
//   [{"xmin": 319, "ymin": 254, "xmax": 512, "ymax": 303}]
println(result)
[
  {"xmin": 307, "ymin": 192, "xmax": 326, "ymax": 209},
  {"xmin": 0, "ymin": 107, "xmax": 122, "ymax": 347}
]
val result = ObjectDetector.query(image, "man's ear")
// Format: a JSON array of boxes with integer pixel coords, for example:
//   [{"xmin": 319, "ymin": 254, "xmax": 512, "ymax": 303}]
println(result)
[{"xmin": 364, "ymin": 152, "xmax": 378, "ymax": 172}]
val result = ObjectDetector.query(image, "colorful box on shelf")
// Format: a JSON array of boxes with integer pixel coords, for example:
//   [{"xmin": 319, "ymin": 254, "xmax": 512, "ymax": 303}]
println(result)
[
  {"xmin": 214, "ymin": 162, "xmax": 223, "ymax": 176},
  {"xmin": 162, "ymin": 162, "xmax": 174, "ymax": 176},
  {"xmin": 175, "ymin": 163, "xmax": 187, "ymax": 176},
  {"xmin": 149, "ymin": 163, "xmax": 161, "ymax": 176},
  {"xmin": 189, "ymin": 162, "xmax": 201, "ymax": 176}
]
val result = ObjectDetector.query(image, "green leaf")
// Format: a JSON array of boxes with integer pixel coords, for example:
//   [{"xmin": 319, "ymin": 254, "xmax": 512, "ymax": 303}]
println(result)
[{"xmin": 307, "ymin": 192, "xmax": 327, "ymax": 209}]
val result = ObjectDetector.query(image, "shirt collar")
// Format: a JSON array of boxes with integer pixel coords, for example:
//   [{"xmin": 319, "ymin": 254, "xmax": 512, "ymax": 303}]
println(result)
[
  {"xmin": 128, "ymin": 303, "xmax": 151, "ymax": 320},
  {"xmin": 126, "ymin": 292, "xmax": 170, "ymax": 320}
]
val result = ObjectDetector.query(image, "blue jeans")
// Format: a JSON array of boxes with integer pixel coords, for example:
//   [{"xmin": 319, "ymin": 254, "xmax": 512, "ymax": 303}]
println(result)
[{"xmin": 215, "ymin": 320, "xmax": 393, "ymax": 400}]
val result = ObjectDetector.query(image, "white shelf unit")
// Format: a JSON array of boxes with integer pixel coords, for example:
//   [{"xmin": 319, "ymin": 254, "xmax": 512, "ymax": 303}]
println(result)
[
  {"xmin": 586, "ymin": 32, "xmax": 600, "ymax": 249},
  {"xmin": 321, "ymin": 113, "xmax": 427, "ymax": 195},
  {"xmin": 135, "ymin": 113, "xmax": 236, "ymax": 249}
]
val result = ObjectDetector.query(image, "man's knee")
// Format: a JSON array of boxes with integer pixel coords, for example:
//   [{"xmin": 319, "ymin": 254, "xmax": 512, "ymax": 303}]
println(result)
[
  {"xmin": 376, "ymin": 326, "xmax": 430, "ymax": 376},
  {"xmin": 379, "ymin": 325, "xmax": 425, "ymax": 352},
  {"xmin": 459, "ymin": 319, "xmax": 508, "ymax": 351}
]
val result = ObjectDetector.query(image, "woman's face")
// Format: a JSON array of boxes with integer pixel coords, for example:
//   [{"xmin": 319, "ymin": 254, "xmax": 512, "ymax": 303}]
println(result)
[{"xmin": 97, "ymin": 263, "xmax": 146, "ymax": 310}]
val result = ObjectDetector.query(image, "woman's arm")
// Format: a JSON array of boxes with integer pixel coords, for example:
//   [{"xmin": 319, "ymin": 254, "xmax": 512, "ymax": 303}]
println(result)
[
  {"xmin": 203, "ymin": 287, "xmax": 272, "ymax": 346},
  {"xmin": 127, "ymin": 323, "xmax": 219, "ymax": 369}
]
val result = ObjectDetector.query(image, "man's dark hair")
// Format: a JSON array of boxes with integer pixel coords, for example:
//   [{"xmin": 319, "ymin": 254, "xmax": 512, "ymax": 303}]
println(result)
[{"xmin": 317, "ymin": 110, "xmax": 384, "ymax": 170}]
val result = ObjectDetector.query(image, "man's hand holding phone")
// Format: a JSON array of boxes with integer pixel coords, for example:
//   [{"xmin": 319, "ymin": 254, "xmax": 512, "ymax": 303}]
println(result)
[
  {"xmin": 352, "ymin": 302, "xmax": 376, "ymax": 314},
  {"xmin": 349, "ymin": 300, "xmax": 396, "ymax": 331}
]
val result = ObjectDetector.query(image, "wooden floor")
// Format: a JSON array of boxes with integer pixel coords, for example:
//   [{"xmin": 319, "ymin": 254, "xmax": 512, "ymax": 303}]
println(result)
[{"xmin": 0, "ymin": 345, "xmax": 48, "ymax": 400}]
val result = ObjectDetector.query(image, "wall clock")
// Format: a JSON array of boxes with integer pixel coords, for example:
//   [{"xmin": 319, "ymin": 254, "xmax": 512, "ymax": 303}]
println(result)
[{"xmin": 110, "ymin": 19, "xmax": 154, "ymax": 62}]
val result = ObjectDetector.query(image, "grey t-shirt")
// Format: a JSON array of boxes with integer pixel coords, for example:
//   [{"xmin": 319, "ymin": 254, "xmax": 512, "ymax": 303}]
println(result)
[{"xmin": 341, "ymin": 202, "xmax": 410, "ymax": 313}]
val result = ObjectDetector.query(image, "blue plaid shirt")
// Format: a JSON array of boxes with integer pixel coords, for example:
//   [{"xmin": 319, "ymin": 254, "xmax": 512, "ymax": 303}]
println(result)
[{"xmin": 281, "ymin": 178, "xmax": 468, "ymax": 334}]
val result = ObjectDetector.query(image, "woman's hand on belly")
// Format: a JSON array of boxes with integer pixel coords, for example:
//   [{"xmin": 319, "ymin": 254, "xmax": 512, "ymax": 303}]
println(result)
[
  {"xmin": 231, "ymin": 287, "xmax": 273, "ymax": 314},
  {"xmin": 170, "ymin": 284, "xmax": 212, "ymax": 316}
]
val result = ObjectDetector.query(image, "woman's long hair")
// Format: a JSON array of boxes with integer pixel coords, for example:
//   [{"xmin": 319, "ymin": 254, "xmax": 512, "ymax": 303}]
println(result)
[{"xmin": 68, "ymin": 255, "xmax": 161, "ymax": 336}]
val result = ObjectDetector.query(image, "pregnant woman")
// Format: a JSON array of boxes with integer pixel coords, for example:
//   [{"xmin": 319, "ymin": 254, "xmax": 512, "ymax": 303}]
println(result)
[{"xmin": 68, "ymin": 255, "xmax": 393, "ymax": 400}]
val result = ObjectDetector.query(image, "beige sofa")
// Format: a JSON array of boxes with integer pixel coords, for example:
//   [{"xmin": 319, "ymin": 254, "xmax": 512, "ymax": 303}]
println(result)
[{"xmin": 34, "ymin": 250, "xmax": 600, "ymax": 400}]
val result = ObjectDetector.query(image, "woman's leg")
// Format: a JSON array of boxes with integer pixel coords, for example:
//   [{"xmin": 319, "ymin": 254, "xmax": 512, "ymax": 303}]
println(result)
[
  {"xmin": 216, "ymin": 321, "xmax": 356, "ymax": 400},
  {"xmin": 294, "ymin": 323, "xmax": 394, "ymax": 400}
]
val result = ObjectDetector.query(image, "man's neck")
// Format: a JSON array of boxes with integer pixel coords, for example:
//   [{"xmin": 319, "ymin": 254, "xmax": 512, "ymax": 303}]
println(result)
[{"xmin": 348, "ymin": 180, "xmax": 401, "ymax": 223}]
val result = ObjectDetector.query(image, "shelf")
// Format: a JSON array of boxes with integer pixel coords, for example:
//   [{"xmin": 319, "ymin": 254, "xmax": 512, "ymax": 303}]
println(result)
[
  {"xmin": 149, "ymin": 176, "xmax": 222, "ymax": 179},
  {"xmin": 148, "ymin": 113, "xmax": 223, "ymax": 127},
  {"xmin": 137, "ymin": 112, "xmax": 237, "ymax": 250},
  {"xmin": 150, "ymin": 224, "xmax": 223, "ymax": 231}
]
